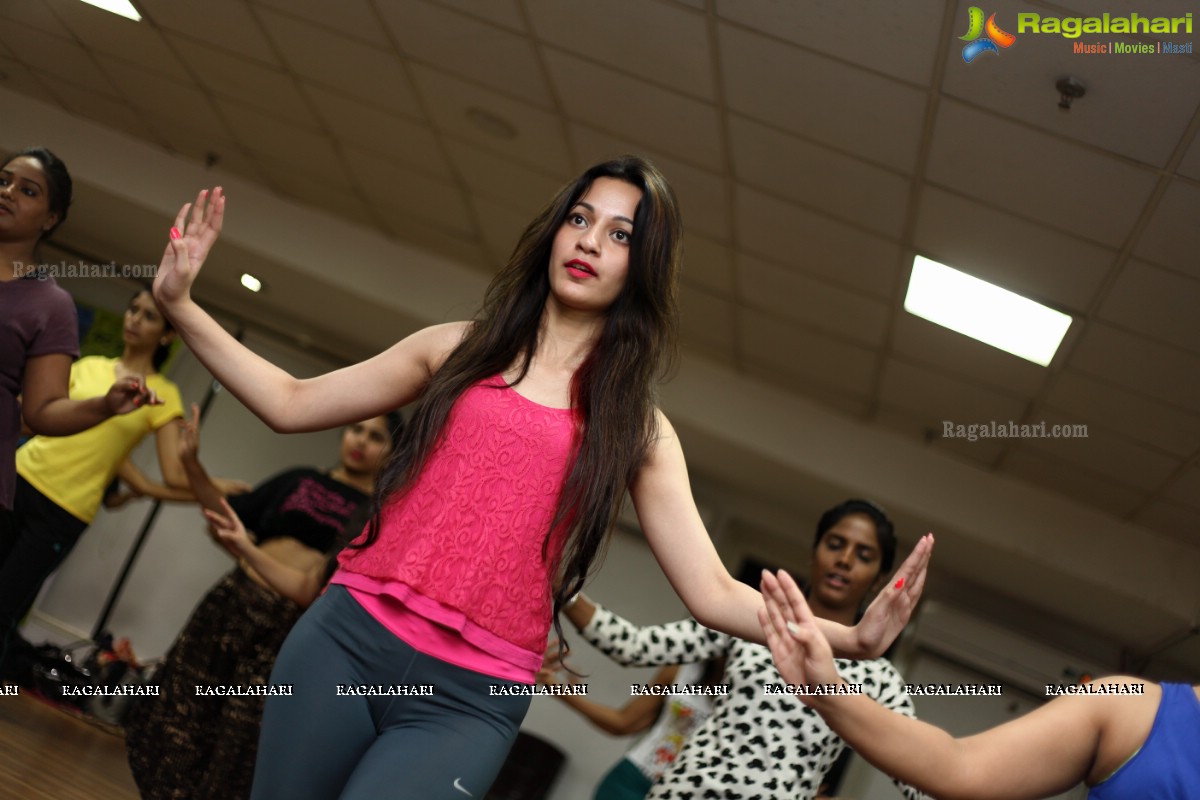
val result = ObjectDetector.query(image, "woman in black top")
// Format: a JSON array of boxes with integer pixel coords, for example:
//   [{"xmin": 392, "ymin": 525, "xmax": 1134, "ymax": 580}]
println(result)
[{"xmin": 125, "ymin": 411, "xmax": 401, "ymax": 800}]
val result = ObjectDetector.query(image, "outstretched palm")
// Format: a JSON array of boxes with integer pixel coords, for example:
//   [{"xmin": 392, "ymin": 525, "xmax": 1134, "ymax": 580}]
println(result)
[
  {"xmin": 851, "ymin": 533, "xmax": 933, "ymax": 657},
  {"xmin": 154, "ymin": 187, "xmax": 225, "ymax": 308}
]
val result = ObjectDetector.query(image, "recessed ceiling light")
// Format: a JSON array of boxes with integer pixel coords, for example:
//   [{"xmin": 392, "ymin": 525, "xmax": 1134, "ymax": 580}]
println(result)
[
  {"xmin": 240, "ymin": 273, "xmax": 263, "ymax": 293},
  {"xmin": 903, "ymin": 255, "xmax": 1072, "ymax": 367},
  {"xmin": 78, "ymin": 0, "xmax": 142, "ymax": 21}
]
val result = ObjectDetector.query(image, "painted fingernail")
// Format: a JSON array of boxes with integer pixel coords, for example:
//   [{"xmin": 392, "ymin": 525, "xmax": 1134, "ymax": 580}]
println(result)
[
  {"xmin": 894, "ymin": 577, "xmax": 905, "ymax": 590},
  {"xmin": 170, "ymin": 227, "xmax": 182, "ymax": 240}
]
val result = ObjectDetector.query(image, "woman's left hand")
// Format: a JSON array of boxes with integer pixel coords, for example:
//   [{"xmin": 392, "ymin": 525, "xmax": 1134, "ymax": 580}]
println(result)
[
  {"xmin": 104, "ymin": 376, "xmax": 162, "ymax": 416},
  {"xmin": 851, "ymin": 533, "xmax": 934, "ymax": 658}
]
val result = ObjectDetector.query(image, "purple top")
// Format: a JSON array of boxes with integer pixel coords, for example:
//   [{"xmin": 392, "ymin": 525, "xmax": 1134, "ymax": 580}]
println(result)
[{"xmin": 0, "ymin": 273, "xmax": 79, "ymax": 509}]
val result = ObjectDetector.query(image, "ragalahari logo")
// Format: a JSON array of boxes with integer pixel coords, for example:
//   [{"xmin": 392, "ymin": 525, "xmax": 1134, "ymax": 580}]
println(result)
[{"xmin": 960, "ymin": 7, "xmax": 1016, "ymax": 62}]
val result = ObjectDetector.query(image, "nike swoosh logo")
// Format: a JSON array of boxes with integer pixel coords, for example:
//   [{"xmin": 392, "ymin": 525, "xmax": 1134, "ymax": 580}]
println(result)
[{"xmin": 453, "ymin": 778, "xmax": 473, "ymax": 796}]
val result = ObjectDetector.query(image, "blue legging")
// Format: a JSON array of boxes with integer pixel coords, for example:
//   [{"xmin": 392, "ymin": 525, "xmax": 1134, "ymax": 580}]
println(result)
[{"xmin": 251, "ymin": 585, "xmax": 530, "ymax": 799}]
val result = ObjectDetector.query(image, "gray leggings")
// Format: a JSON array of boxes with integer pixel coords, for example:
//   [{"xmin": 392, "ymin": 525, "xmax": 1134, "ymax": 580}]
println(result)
[{"xmin": 251, "ymin": 585, "xmax": 531, "ymax": 799}]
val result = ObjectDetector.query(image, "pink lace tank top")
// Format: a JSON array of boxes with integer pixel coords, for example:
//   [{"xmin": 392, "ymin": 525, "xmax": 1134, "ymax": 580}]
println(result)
[{"xmin": 333, "ymin": 377, "xmax": 577, "ymax": 670}]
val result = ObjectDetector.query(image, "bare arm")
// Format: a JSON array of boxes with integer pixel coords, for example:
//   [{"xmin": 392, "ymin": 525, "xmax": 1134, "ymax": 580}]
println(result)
[
  {"xmin": 152, "ymin": 188, "xmax": 463, "ymax": 432},
  {"xmin": 631, "ymin": 412, "xmax": 765, "ymax": 643},
  {"xmin": 204, "ymin": 500, "xmax": 327, "ymax": 606},
  {"xmin": 760, "ymin": 570, "xmax": 1118, "ymax": 800},
  {"xmin": 21, "ymin": 354, "xmax": 159, "ymax": 435},
  {"xmin": 560, "ymin": 667, "xmax": 674, "ymax": 736},
  {"xmin": 114, "ymin": 460, "xmax": 195, "ymax": 503},
  {"xmin": 633, "ymin": 412, "xmax": 934, "ymax": 657}
]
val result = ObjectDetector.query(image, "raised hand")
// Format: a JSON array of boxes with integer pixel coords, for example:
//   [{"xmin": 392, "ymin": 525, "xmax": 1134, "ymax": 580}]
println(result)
[
  {"xmin": 104, "ymin": 376, "xmax": 162, "ymax": 416},
  {"xmin": 850, "ymin": 533, "xmax": 934, "ymax": 658},
  {"xmin": 203, "ymin": 497, "xmax": 253, "ymax": 559},
  {"xmin": 758, "ymin": 570, "xmax": 840, "ymax": 704},
  {"xmin": 154, "ymin": 187, "xmax": 225, "ymax": 309},
  {"xmin": 177, "ymin": 402, "xmax": 201, "ymax": 461}
]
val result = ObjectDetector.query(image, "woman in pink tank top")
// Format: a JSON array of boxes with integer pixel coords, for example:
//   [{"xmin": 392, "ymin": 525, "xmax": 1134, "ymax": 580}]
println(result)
[{"xmin": 151, "ymin": 156, "xmax": 934, "ymax": 800}]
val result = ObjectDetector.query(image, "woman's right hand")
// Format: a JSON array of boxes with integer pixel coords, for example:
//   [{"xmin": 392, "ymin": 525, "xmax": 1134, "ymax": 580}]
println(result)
[
  {"xmin": 155, "ymin": 187, "xmax": 225, "ymax": 310},
  {"xmin": 177, "ymin": 402, "xmax": 202, "ymax": 462},
  {"xmin": 204, "ymin": 497, "xmax": 254, "ymax": 559}
]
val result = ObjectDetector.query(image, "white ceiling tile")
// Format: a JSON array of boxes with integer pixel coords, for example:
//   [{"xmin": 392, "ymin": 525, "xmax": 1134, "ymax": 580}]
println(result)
[
  {"xmin": 741, "ymin": 313, "xmax": 877, "ymax": 397},
  {"xmin": 1098, "ymin": 260, "xmax": 1200, "ymax": 354},
  {"xmin": 734, "ymin": 186, "xmax": 900, "ymax": 299},
  {"xmin": 716, "ymin": 0, "xmax": 944, "ymax": 87},
  {"xmin": 743, "ymin": 362, "xmax": 872, "ymax": 418},
  {"xmin": 343, "ymin": 146, "xmax": 475, "ymax": 240},
  {"xmin": 736, "ymin": 253, "xmax": 889, "ymax": 348},
  {"xmin": 891, "ymin": 313, "xmax": 1049, "ymax": 396},
  {"xmin": 168, "ymin": 35, "xmax": 315, "ymax": 126},
  {"xmin": 1016, "ymin": 409, "xmax": 1180, "ymax": 492},
  {"xmin": 545, "ymin": 49, "xmax": 722, "ymax": 168},
  {"xmin": 442, "ymin": 139, "xmax": 563, "ymax": 218},
  {"xmin": 729, "ymin": 115, "xmax": 908, "ymax": 240},
  {"xmin": 1001, "ymin": 448, "xmax": 1144, "ymax": 518},
  {"xmin": 567, "ymin": 123, "xmax": 730, "ymax": 243},
  {"xmin": 45, "ymin": 0, "xmax": 191, "ymax": 81},
  {"xmin": 682, "ymin": 233, "xmax": 734, "ymax": 295},
  {"xmin": 251, "ymin": 0, "xmax": 392, "ymax": 47},
  {"xmin": 679, "ymin": 284, "xmax": 736, "ymax": 361},
  {"xmin": 34, "ymin": 74, "xmax": 155, "ymax": 143},
  {"xmin": 216, "ymin": 98, "xmax": 339, "ymax": 170},
  {"xmin": 0, "ymin": 54, "xmax": 53, "ymax": 98},
  {"xmin": 880, "ymin": 357, "xmax": 1028, "ymax": 429},
  {"xmin": 527, "ymin": 0, "xmax": 713, "ymax": 101},
  {"xmin": 1132, "ymin": 499, "xmax": 1200, "ymax": 550},
  {"xmin": 138, "ymin": 0, "xmax": 277, "ymax": 63},
  {"xmin": 718, "ymin": 22, "xmax": 925, "ymax": 172},
  {"xmin": 427, "ymin": 0, "xmax": 527, "ymax": 31},
  {"xmin": 914, "ymin": 187, "xmax": 1115, "ymax": 313},
  {"xmin": 926, "ymin": 100, "xmax": 1158, "ymax": 249},
  {"xmin": 1069, "ymin": 323, "xmax": 1200, "ymax": 411},
  {"xmin": 941, "ymin": 0, "xmax": 1200, "ymax": 169},
  {"xmin": 97, "ymin": 56, "xmax": 231, "ymax": 141},
  {"xmin": 0, "ymin": 0, "xmax": 72, "ymax": 37},
  {"xmin": 305, "ymin": 85, "xmax": 450, "ymax": 180},
  {"xmin": 1178, "ymin": 132, "xmax": 1200, "ymax": 182},
  {"xmin": 1134, "ymin": 178, "xmax": 1200, "ymax": 281},
  {"xmin": 377, "ymin": 0, "xmax": 551, "ymax": 107},
  {"xmin": 255, "ymin": 155, "xmax": 376, "ymax": 228},
  {"xmin": 1045, "ymin": 370, "xmax": 1200, "ymax": 460},
  {"xmin": 874, "ymin": 406, "xmax": 1009, "ymax": 467},
  {"xmin": 0, "ymin": 19, "xmax": 114, "ymax": 94},
  {"xmin": 377, "ymin": 210, "xmax": 489, "ymax": 273},
  {"xmin": 257, "ymin": 7, "xmax": 420, "ymax": 116},
  {"xmin": 410, "ymin": 63, "xmax": 572, "ymax": 174},
  {"xmin": 1162, "ymin": 466, "xmax": 1200, "ymax": 509},
  {"xmin": 145, "ymin": 120, "xmax": 268, "ymax": 185},
  {"xmin": 468, "ymin": 193, "xmax": 531, "ymax": 268}
]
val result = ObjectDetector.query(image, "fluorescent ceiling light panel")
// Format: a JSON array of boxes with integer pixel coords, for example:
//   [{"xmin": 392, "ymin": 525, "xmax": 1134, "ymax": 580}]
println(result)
[
  {"xmin": 79, "ymin": 0, "xmax": 142, "ymax": 21},
  {"xmin": 904, "ymin": 256, "xmax": 1071, "ymax": 367}
]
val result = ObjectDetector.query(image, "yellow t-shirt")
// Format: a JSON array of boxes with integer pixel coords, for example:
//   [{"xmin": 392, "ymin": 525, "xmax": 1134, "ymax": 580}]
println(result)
[{"xmin": 17, "ymin": 355, "xmax": 184, "ymax": 523}]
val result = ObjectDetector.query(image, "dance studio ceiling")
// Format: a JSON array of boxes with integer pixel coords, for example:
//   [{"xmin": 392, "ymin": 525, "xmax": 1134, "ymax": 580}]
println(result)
[{"xmin": 1, "ymin": 1, "xmax": 1198, "ymax": 672}]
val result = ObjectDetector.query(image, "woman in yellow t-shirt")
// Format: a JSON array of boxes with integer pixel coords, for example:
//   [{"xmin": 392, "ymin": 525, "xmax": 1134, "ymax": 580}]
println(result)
[{"xmin": 0, "ymin": 288, "xmax": 238, "ymax": 679}]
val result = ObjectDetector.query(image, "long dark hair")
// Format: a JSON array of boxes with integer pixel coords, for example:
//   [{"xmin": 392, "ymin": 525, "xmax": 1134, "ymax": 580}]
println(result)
[
  {"xmin": 357, "ymin": 155, "xmax": 682, "ymax": 643},
  {"xmin": 4, "ymin": 147, "xmax": 73, "ymax": 239},
  {"xmin": 130, "ymin": 289, "xmax": 176, "ymax": 372}
]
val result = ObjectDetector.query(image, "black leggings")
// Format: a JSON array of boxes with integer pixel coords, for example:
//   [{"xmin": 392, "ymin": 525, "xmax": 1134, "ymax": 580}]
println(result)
[
  {"xmin": 0, "ymin": 477, "xmax": 87, "ymax": 668},
  {"xmin": 252, "ymin": 585, "xmax": 531, "ymax": 799}
]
